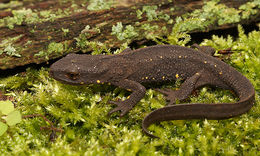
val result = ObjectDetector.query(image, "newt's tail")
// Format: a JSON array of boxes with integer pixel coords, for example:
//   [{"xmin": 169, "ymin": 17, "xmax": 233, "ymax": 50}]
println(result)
[{"xmin": 142, "ymin": 79, "xmax": 255, "ymax": 138}]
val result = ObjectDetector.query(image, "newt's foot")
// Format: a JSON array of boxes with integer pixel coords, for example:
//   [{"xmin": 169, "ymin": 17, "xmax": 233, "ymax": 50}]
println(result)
[
  {"xmin": 108, "ymin": 100, "xmax": 132, "ymax": 117},
  {"xmin": 156, "ymin": 88, "xmax": 181, "ymax": 105}
]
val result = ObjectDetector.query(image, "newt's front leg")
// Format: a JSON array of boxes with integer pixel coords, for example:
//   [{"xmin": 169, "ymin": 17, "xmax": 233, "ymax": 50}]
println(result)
[{"xmin": 108, "ymin": 79, "xmax": 146, "ymax": 116}]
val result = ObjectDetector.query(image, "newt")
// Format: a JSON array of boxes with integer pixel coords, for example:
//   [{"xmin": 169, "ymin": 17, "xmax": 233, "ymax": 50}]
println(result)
[{"xmin": 49, "ymin": 45, "xmax": 255, "ymax": 138}]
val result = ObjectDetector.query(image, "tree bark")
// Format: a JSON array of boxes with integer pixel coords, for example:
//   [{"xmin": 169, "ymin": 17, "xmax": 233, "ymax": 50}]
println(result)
[{"xmin": 0, "ymin": 0, "xmax": 259, "ymax": 69}]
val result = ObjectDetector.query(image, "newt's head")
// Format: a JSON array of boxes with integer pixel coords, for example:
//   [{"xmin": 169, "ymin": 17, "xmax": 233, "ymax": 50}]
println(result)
[{"xmin": 50, "ymin": 53, "xmax": 109, "ymax": 85}]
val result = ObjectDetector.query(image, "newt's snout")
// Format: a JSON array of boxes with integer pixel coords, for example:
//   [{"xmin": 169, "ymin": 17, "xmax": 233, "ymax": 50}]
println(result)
[
  {"xmin": 49, "ymin": 63, "xmax": 58, "ymax": 78},
  {"xmin": 49, "ymin": 68, "xmax": 54, "ymax": 78}
]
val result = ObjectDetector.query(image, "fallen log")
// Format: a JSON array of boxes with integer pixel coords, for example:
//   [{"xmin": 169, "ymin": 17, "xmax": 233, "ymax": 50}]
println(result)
[{"xmin": 0, "ymin": 0, "xmax": 259, "ymax": 69}]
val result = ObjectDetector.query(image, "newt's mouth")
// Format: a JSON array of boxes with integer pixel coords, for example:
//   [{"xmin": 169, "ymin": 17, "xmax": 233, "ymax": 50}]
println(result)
[{"xmin": 49, "ymin": 69, "xmax": 84, "ymax": 85}]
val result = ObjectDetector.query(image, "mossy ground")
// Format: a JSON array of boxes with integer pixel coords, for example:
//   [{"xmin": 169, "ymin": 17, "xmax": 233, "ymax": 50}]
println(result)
[{"xmin": 0, "ymin": 24, "xmax": 259, "ymax": 155}]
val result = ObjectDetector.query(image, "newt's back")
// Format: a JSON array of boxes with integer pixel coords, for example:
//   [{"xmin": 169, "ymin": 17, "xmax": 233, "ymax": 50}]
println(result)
[{"xmin": 118, "ymin": 45, "xmax": 222, "ymax": 84}]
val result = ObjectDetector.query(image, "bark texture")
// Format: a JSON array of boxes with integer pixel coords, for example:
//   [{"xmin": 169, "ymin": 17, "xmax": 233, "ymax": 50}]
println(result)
[{"xmin": 0, "ymin": 0, "xmax": 259, "ymax": 69}]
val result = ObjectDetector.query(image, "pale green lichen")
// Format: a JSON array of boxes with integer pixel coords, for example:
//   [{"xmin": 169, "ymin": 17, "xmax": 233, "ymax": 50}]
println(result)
[
  {"xmin": 87, "ymin": 0, "xmax": 114, "ymax": 11},
  {"xmin": 180, "ymin": 0, "xmax": 259, "ymax": 32},
  {"xmin": 133, "ymin": 0, "xmax": 260, "ymax": 42},
  {"xmin": 39, "ymin": 8, "xmax": 71, "ymax": 22},
  {"xmin": 75, "ymin": 25, "xmax": 104, "ymax": 53},
  {"xmin": 39, "ymin": 10, "xmax": 54, "ymax": 18},
  {"xmin": 34, "ymin": 42, "xmax": 66, "ymax": 60},
  {"xmin": 136, "ymin": 5, "xmax": 171, "ymax": 22},
  {"xmin": 239, "ymin": 0, "xmax": 260, "ymax": 19},
  {"xmin": 0, "ymin": 7, "xmax": 73, "ymax": 29},
  {"xmin": 80, "ymin": 25, "xmax": 101, "ymax": 35},
  {"xmin": 61, "ymin": 28, "xmax": 70, "ymax": 36},
  {"xmin": 0, "ymin": 35, "xmax": 23, "ymax": 57},
  {"xmin": 111, "ymin": 22, "xmax": 138, "ymax": 41},
  {"xmin": 0, "ymin": 1, "xmax": 22, "ymax": 10},
  {"xmin": 75, "ymin": 34, "xmax": 88, "ymax": 52},
  {"xmin": 0, "ymin": 9, "xmax": 38, "ymax": 29},
  {"xmin": 82, "ymin": 25, "xmax": 91, "ymax": 33},
  {"xmin": 46, "ymin": 42, "xmax": 64, "ymax": 54},
  {"xmin": 71, "ymin": 3, "xmax": 84, "ymax": 13},
  {"xmin": 85, "ymin": 41, "xmax": 111, "ymax": 55},
  {"xmin": 136, "ymin": 23, "xmax": 168, "ymax": 41},
  {"xmin": 0, "ymin": 44, "xmax": 21, "ymax": 57},
  {"xmin": 75, "ymin": 33, "xmax": 111, "ymax": 55},
  {"xmin": 136, "ymin": 9, "xmax": 143, "ymax": 19},
  {"xmin": 204, "ymin": 0, "xmax": 241, "ymax": 25},
  {"xmin": 140, "ymin": 23, "xmax": 159, "ymax": 38},
  {"xmin": 142, "ymin": 5, "xmax": 158, "ymax": 21}
]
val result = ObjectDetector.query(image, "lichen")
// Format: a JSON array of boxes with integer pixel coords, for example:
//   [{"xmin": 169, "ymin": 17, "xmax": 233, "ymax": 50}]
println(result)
[
  {"xmin": 111, "ymin": 22, "xmax": 138, "ymax": 41},
  {"xmin": 142, "ymin": 5, "xmax": 158, "ymax": 21},
  {"xmin": 0, "ymin": 1, "xmax": 22, "ymax": 10},
  {"xmin": 61, "ymin": 28, "xmax": 70, "ymax": 36},
  {"xmin": 0, "ymin": 8, "xmax": 38, "ymax": 29},
  {"xmin": 0, "ymin": 35, "xmax": 24, "ymax": 57},
  {"xmin": 1, "ymin": 44, "xmax": 21, "ymax": 57},
  {"xmin": 136, "ymin": 5, "xmax": 171, "ymax": 22},
  {"xmin": 180, "ymin": 0, "xmax": 260, "ymax": 32},
  {"xmin": 87, "ymin": 0, "xmax": 114, "ymax": 11},
  {"xmin": 80, "ymin": 25, "xmax": 101, "ymax": 36},
  {"xmin": 75, "ymin": 32, "xmax": 111, "ymax": 55},
  {"xmin": 239, "ymin": 0, "xmax": 260, "ymax": 19},
  {"xmin": 0, "ymin": 7, "xmax": 73, "ymax": 29},
  {"xmin": 34, "ymin": 42, "xmax": 66, "ymax": 60}
]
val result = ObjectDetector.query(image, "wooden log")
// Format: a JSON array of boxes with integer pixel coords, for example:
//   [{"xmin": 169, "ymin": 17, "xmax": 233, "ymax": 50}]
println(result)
[{"xmin": 0, "ymin": 0, "xmax": 259, "ymax": 69}]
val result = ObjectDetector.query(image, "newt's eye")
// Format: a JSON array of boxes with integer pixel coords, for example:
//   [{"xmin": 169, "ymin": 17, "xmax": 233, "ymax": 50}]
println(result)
[{"xmin": 66, "ymin": 72, "xmax": 79, "ymax": 80}]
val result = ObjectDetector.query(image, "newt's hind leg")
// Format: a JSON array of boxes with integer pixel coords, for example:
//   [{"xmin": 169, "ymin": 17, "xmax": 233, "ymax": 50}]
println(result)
[
  {"xmin": 156, "ymin": 72, "xmax": 201, "ymax": 105},
  {"xmin": 157, "ymin": 71, "xmax": 230, "ymax": 105}
]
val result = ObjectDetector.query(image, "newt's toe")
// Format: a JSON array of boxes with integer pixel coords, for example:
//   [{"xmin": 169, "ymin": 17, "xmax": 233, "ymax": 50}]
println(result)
[{"xmin": 107, "ymin": 100, "xmax": 131, "ymax": 116}]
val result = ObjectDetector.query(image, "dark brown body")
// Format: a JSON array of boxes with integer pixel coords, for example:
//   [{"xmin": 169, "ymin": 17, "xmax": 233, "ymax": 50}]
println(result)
[{"xmin": 50, "ymin": 45, "xmax": 255, "ymax": 138}]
